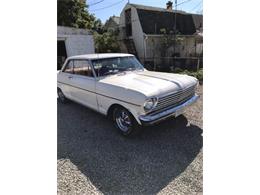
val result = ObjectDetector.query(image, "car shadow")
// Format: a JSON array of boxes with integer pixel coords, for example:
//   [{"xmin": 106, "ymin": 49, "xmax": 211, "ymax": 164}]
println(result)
[{"xmin": 57, "ymin": 100, "xmax": 203, "ymax": 194}]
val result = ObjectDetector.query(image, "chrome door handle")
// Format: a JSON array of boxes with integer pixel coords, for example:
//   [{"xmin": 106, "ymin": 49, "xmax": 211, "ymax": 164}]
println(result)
[{"xmin": 68, "ymin": 76, "xmax": 73, "ymax": 79}]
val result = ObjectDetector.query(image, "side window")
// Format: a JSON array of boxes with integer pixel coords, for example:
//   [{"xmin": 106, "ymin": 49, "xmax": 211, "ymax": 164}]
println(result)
[
  {"xmin": 63, "ymin": 60, "xmax": 73, "ymax": 74},
  {"xmin": 73, "ymin": 60, "xmax": 94, "ymax": 77}
]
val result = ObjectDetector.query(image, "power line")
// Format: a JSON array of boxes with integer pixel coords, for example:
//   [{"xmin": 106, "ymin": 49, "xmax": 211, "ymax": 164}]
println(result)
[
  {"xmin": 193, "ymin": 3, "xmax": 202, "ymax": 13},
  {"xmin": 89, "ymin": 0, "xmax": 125, "ymax": 12},
  {"xmin": 190, "ymin": 1, "xmax": 202, "ymax": 12},
  {"xmin": 87, "ymin": 0, "xmax": 105, "ymax": 7},
  {"xmin": 177, "ymin": 0, "xmax": 193, "ymax": 7}
]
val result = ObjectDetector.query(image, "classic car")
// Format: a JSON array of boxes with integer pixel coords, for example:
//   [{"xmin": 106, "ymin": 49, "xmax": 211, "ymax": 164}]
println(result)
[{"xmin": 57, "ymin": 53, "xmax": 199, "ymax": 136}]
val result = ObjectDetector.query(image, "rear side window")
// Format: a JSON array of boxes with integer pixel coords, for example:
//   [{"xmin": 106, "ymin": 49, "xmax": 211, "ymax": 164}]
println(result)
[
  {"xmin": 63, "ymin": 60, "xmax": 73, "ymax": 74},
  {"xmin": 73, "ymin": 60, "xmax": 94, "ymax": 77}
]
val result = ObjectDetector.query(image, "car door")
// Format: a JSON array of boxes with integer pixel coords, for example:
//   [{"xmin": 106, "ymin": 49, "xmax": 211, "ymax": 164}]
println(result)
[
  {"xmin": 57, "ymin": 60, "xmax": 74, "ymax": 99},
  {"xmin": 70, "ymin": 59, "xmax": 98, "ymax": 110}
]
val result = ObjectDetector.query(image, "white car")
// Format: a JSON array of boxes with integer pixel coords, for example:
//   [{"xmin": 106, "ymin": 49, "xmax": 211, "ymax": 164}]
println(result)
[{"xmin": 57, "ymin": 53, "xmax": 199, "ymax": 136}]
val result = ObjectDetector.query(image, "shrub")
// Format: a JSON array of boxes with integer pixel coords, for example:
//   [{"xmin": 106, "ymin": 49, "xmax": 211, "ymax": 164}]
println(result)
[
  {"xmin": 176, "ymin": 69, "xmax": 203, "ymax": 82},
  {"xmin": 174, "ymin": 67, "xmax": 183, "ymax": 73},
  {"xmin": 196, "ymin": 69, "xmax": 203, "ymax": 81},
  {"xmin": 94, "ymin": 31, "xmax": 120, "ymax": 53}
]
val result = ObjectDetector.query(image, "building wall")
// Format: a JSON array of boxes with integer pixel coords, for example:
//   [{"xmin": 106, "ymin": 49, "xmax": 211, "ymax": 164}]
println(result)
[
  {"xmin": 131, "ymin": 7, "xmax": 145, "ymax": 61},
  {"xmin": 64, "ymin": 35, "xmax": 94, "ymax": 56},
  {"xmin": 118, "ymin": 5, "xmax": 203, "ymax": 66},
  {"xmin": 119, "ymin": 5, "xmax": 145, "ymax": 61},
  {"xmin": 145, "ymin": 35, "xmax": 202, "ymax": 58},
  {"xmin": 142, "ymin": 35, "xmax": 203, "ymax": 70},
  {"xmin": 57, "ymin": 26, "xmax": 95, "ymax": 57},
  {"xmin": 144, "ymin": 36, "xmax": 164, "ymax": 65}
]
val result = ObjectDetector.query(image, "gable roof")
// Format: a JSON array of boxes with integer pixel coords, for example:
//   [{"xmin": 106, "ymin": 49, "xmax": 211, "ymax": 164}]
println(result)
[
  {"xmin": 104, "ymin": 16, "xmax": 120, "ymax": 30},
  {"xmin": 191, "ymin": 14, "xmax": 203, "ymax": 31},
  {"xmin": 130, "ymin": 3, "xmax": 186, "ymax": 14},
  {"xmin": 128, "ymin": 3, "xmax": 202, "ymax": 35},
  {"xmin": 111, "ymin": 16, "xmax": 120, "ymax": 25}
]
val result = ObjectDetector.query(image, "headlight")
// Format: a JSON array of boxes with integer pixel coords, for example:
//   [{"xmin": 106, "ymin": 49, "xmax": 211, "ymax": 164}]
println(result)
[{"xmin": 143, "ymin": 97, "xmax": 158, "ymax": 111}]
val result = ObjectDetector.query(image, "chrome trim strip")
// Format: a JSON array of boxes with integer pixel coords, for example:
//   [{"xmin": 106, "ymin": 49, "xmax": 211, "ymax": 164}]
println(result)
[
  {"xmin": 57, "ymin": 81, "xmax": 142, "ymax": 107},
  {"xmin": 139, "ymin": 94, "xmax": 199, "ymax": 124}
]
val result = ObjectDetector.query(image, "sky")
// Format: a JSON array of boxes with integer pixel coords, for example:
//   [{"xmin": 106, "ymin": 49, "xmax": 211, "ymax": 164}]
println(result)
[{"xmin": 87, "ymin": 0, "xmax": 203, "ymax": 23}]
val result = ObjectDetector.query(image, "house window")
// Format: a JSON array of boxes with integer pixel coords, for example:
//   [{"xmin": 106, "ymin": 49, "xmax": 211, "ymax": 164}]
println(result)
[{"xmin": 125, "ymin": 9, "xmax": 132, "ymax": 36}]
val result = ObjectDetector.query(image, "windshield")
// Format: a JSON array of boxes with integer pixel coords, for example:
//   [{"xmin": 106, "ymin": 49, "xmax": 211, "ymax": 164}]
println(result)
[{"xmin": 91, "ymin": 56, "xmax": 144, "ymax": 77}]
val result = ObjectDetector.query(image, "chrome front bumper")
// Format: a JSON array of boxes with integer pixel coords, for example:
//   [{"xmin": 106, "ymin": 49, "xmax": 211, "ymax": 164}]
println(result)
[{"xmin": 139, "ymin": 94, "xmax": 199, "ymax": 125}]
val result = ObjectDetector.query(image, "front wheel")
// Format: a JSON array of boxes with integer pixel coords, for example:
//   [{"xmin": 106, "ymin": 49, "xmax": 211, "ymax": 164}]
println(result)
[{"xmin": 113, "ymin": 107, "xmax": 140, "ymax": 136}]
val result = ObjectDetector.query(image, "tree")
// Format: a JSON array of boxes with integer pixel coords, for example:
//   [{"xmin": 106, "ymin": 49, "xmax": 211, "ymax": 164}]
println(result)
[
  {"xmin": 93, "ymin": 31, "xmax": 120, "ymax": 53},
  {"xmin": 57, "ymin": 0, "xmax": 99, "ymax": 29},
  {"xmin": 57, "ymin": 0, "xmax": 119, "ymax": 53}
]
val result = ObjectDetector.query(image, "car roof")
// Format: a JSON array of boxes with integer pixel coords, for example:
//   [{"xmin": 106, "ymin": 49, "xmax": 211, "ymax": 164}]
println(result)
[{"xmin": 67, "ymin": 53, "xmax": 134, "ymax": 60}]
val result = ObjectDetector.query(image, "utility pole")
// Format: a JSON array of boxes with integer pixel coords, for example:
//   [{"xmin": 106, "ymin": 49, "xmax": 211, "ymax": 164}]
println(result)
[{"xmin": 173, "ymin": 0, "xmax": 177, "ymax": 70}]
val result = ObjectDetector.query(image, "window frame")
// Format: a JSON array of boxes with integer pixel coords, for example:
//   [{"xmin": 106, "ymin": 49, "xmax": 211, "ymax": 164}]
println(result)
[
  {"xmin": 73, "ymin": 59, "xmax": 95, "ymax": 78},
  {"xmin": 62, "ymin": 59, "xmax": 74, "ymax": 74},
  {"xmin": 90, "ymin": 56, "xmax": 144, "ymax": 77},
  {"xmin": 62, "ymin": 59, "xmax": 97, "ymax": 78}
]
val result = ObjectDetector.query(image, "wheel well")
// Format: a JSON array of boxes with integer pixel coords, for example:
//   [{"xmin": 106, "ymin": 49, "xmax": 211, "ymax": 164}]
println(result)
[{"xmin": 107, "ymin": 104, "xmax": 124, "ymax": 120}]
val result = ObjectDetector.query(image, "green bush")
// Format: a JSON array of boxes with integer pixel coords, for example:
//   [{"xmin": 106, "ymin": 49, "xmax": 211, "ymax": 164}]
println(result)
[
  {"xmin": 176, "ymin": 69, "xmax": 203, "ymax": 82},
  {"xmin": 174, "ymin": 67, "xmax": 183, "ymax": 73},
  {"xmin": 94, "ymin": 31, "xmax": 120, "ymax": 53},
  {"xmin": 196, "ymin": 69, "xmax": 203, "ymax": 81}
]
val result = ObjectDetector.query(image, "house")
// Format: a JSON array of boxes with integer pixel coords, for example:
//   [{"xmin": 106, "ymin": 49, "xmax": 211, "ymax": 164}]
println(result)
[
  {"xmin": 118, "ymin": 3, "xmax": 203, "ymax": 70},
  {"xmin": 104, "ymin": 16, "xmax": 120, "ymax": 33},
  {"xmin": 57, "ymin": 26, "xmax": 95, "ymax": 70}
]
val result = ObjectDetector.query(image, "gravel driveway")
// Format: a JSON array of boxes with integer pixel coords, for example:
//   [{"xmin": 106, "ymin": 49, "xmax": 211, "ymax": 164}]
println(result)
[{"xmin": 57, "ymin": 85, "xmax": 203, "ymax": 195}]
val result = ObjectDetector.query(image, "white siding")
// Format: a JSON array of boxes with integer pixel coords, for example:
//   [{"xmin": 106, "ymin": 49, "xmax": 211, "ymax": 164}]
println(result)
[
  {"xmin": 65, "ymin": 35, "xmax": 94, "ymax": 56},
  {"xmin": 131, "ymin": 7, "xmax": 145, "ymax": 61},
  {"xmin": 57, "ymin": 26, "xmax": 95, "ymax": 57},
  {"xmin": 119, "ymin": 5, "xmax": 145, "ymax": 61}
]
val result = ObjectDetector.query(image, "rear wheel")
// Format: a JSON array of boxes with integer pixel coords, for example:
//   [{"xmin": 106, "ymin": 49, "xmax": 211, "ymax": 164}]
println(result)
[
  {"xmin": 57, "ymin": 88, "xmax": 68, "ymax": 103},
  {"xmin": 113, "ymin": 106, "xmax": 140, "ymax": 136}
]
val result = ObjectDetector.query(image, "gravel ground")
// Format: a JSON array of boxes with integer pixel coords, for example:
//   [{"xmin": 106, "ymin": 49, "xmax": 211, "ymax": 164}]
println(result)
[{"xmin": 57, "ymin": 85, "xmax": 203, "ymax": 195}]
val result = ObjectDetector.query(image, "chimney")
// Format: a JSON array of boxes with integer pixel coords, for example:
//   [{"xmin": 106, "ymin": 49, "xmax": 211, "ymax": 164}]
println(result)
[{"xmin": 166, "ymin": 1, "xmax": 173, "ymax": 11}]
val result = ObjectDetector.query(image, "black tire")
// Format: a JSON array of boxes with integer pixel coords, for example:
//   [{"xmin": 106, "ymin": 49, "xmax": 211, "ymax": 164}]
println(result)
[
  {"xmin": 57, "ymin": 88, "xmax": 68, "ymax": 103},
  {"xmin": 112, "ymin": 106, "xmax": 140, "ymax": 137}
]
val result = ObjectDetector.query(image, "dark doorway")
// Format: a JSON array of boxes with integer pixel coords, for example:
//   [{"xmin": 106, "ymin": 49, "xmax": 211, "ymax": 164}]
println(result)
[{"xmin": 57, "ymin": 40, "xmax": 67, "ymax": 70}]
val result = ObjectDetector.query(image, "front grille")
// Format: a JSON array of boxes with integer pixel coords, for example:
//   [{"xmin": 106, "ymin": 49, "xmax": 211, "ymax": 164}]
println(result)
[{"xmin": 150, "ymin": 84, "xmax": 196, "ymax": 115}]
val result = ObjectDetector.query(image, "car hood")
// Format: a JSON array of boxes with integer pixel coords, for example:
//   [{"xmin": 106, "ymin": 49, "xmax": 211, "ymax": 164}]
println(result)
[{"xmin": 97, "ymin": 70, "xmax": 198, "ymax": 98}]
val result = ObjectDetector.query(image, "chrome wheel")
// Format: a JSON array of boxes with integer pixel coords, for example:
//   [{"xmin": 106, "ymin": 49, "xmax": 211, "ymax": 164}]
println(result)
[{"xmin": 115, "ymin": 110, "xmax": 132, "ymax": 132}]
